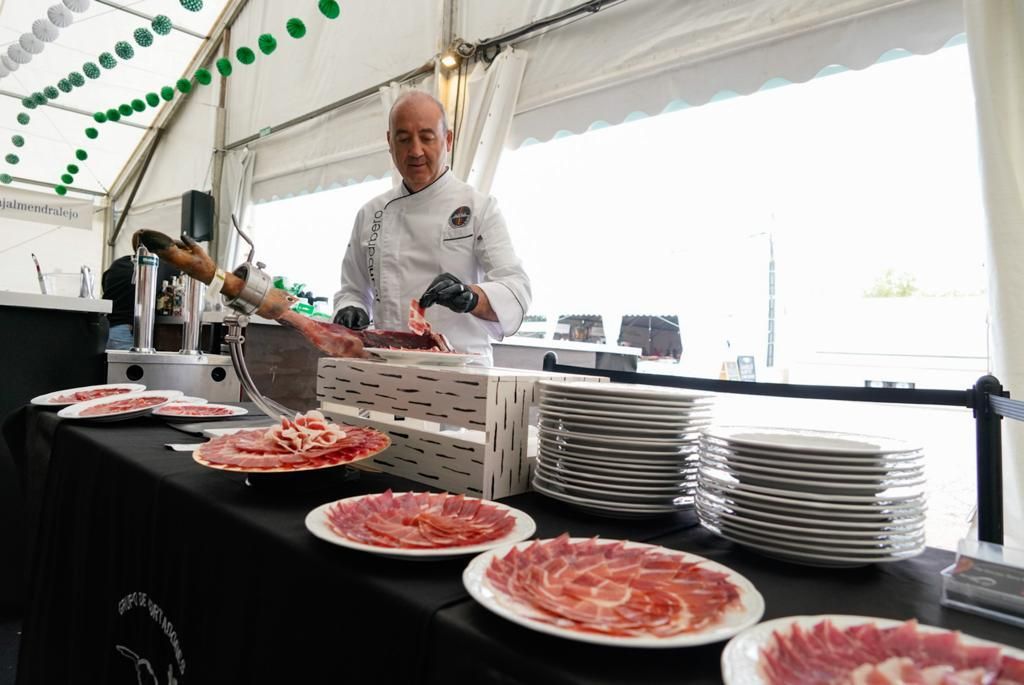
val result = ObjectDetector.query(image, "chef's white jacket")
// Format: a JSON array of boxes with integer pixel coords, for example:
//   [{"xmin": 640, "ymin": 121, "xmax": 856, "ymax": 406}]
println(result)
[{"xmin": 334, "ymin": 170, "xmax": 531, "ymax": 362}]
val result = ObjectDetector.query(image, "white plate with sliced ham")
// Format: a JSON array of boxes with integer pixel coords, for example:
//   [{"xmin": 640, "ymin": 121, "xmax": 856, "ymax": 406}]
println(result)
[
  {"xmin": 32, "ymin": 383, "xmax": 145, "ymax": 407},
  {"xmin": 153, "ymin": 403, "xmax": 248, "ymax": 421},
  {"xmin": 464, "ymin": 535, "xmax": 764, "ymax": 647},
  {"xmin": 721, "ymin": 614, "xmax": 1024, "ymax": 684},
  {"xmin": 57, "ymin": 390, "xmax": 183, "ymax": 421},
  {"xmin": 305, "ymin": 490, "xmax": 537, "ymax": 559},
  {"xmin": 193, "ymin": 411, "xmax": 390, "ymax": 473}
]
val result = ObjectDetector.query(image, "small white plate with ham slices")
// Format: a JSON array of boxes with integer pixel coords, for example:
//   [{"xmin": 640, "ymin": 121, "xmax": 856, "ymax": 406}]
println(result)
[
  {"xmin": 721, "ymin": 614, "xmax": 1024, "ymax": 684},
  {"xmin": 464, "ymin": 536, "xmax": 764, "ymax": 647},
  {"xmin": 57, "ymin": 390, "xmax": 183, "ymax": 421},
  {"xmin": 305, "ymin": 491, "xmax": 536, "ymax": 559},
  {"xmin": 153, "ymin": 403, "xmax": 248, "ymax": 421},
  {"xmin": 32, "ymin": 383, "xmax": 146, "ymax": 407}
]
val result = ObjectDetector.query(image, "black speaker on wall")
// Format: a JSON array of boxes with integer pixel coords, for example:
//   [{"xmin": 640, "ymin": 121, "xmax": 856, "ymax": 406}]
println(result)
[{"xmin": 181, "ymin": 190, "xmax": 214, "ymax": 242}]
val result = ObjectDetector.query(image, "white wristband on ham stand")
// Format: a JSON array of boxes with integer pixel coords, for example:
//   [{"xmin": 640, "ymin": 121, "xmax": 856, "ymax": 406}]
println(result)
[{"xmin": 205, "ymin": 268, "xmax": 226, "ymax": 304}]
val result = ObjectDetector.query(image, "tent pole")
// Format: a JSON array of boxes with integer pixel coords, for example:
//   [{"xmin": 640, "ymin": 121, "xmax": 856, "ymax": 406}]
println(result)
[
  {"xmin": 4, "ymin": 175, "xmax": 105, "ymax": 196},
  {"xmin": 0, "ymin": 89, "xmax": 148, "ymax": 130},
  {"xmin": 210, "ymin": 27, "xmax": 231, "ymax": 263}
]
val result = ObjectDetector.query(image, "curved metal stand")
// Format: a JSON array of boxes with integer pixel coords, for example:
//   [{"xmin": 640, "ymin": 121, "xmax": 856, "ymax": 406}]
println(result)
[{"xmin": 223, "ymin": 313, "xmax": 297, "ymax": 419}]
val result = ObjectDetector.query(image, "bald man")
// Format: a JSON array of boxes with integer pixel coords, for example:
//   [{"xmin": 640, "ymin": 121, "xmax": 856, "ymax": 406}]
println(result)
[{"xmin": 333, "ymin": 91, "xmax": 531, "ymax": 363}]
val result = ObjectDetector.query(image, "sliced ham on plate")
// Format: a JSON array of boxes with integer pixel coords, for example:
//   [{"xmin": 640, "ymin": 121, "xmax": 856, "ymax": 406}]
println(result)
[
  {"xmin": 464, "ymin": 535, "xmax": 764, "ymax": 647},
  {"xmin": 194, "ymin": 410, "xmax": 390, "ymax": 473},
  {"xmin": 755, "ymin": 617, "xmax": 1024, "ymax": 685},
  {"xmin": 325, "ymin": 490, "xmax": 516, "ymax": 549},
  {"xmin": 306, "ymin": 491, "xmax": 537, "ymax": 558}
]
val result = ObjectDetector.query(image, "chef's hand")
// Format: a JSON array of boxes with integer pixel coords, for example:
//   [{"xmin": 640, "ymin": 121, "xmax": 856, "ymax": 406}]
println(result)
[
  {"xmin": 334, "ymin": 306, "xmax": 370, "ymax": 330},
  {"xmin": 419, "ymin": 272, "xmax": 479, "ymax": 314}
]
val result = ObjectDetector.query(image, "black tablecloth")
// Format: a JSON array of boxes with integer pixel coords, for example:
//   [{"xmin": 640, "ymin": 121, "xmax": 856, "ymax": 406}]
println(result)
[{"xmin": 9, "ymin": 407, "xmax": 1024, "ymax": 685}]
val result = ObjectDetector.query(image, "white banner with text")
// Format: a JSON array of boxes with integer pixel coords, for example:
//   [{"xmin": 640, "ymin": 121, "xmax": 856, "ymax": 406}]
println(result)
[{"xmin": 0, "ymin": 186, "xmax": 94, "ymax": 230}]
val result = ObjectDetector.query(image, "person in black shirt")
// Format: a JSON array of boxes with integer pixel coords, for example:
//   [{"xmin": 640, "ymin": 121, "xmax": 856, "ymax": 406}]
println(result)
[{"xmin": 101, "ymin": 243, "xmax": 179, "ymax": 350}]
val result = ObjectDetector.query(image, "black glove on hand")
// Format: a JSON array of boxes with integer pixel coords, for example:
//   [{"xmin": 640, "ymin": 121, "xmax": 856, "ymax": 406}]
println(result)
[
  {"xmin": 419, "ymin": 272, "xmax": 479, "ymax": 314},
  {"xmin": 333, "ymin": 306, "xmax": 370, "ymax": 330}
]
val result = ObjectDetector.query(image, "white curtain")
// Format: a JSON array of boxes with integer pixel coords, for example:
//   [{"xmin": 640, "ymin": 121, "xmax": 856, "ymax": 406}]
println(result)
[
  {"xmin": 450, "ymin": 47, "xmax": 529, "ymax": 194},
  {"xmin": 964, "ymin": 1, "xmax": 1024, "ymax": 548}
]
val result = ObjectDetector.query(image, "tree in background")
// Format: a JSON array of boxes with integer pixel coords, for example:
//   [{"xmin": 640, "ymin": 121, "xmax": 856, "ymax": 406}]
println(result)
[{"xmin": 864, "ymin": 268, "xmax": 919, "ymax": 297}]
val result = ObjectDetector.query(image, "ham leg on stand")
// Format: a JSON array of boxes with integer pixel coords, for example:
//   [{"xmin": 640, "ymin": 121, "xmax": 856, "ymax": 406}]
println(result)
[{"xmin": 133, "ymin": 229, "xmax": 368, "ymax": 358}]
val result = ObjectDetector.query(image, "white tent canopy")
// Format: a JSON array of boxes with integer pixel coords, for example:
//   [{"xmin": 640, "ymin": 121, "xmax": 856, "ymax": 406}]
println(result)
[{"xmin": 0, "ymin": 0, "xmax": 1022, "ymax": 545}]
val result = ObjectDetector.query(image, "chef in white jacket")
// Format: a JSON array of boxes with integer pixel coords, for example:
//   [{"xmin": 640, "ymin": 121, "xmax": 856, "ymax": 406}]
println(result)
[{"xmin": 333, "ymin": 91, "xmax": 531, "ymax": 364}]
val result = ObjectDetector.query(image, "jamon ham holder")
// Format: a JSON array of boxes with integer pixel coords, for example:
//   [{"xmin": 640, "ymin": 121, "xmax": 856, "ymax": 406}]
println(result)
[{"xmin": 132, "ymin": 230, "xmax": 453, "ymax": 358}]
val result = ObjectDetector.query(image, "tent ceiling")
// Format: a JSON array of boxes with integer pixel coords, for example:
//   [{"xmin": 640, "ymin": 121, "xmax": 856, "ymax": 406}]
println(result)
[{"xmin": 0, "ymin": 0, "xmax": 229, "ymax": 196}]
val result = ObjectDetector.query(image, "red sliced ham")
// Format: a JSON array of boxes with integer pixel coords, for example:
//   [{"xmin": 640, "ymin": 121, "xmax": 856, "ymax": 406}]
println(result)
[
  {"xmin": 325, "ymin": 490, "xmax": 516, "ymax": 549},
  {"xmin": 484, "ymin": 534, "xmax": 743, "ymax": 638},
  {"xmin": 759, "ymin": 618, "xmax": 1024, "ymax": 685},
  {"xmin": 194, "ymin": 410, "xmax": 390, "ymax": 472},
  {"xmin": 409, "ymin": 299, "xmax": 430, "ymax": 336},
  {"xmin": 159, "ymin": 405, "xmax": 235, "ymax": 417},
  {"xmin": 51, "ymin": 387, "xmax": 132, "ymax": 404},
  {"xmin": 79, "ymin": 395, "xmax": 166, "ymax": 417}
]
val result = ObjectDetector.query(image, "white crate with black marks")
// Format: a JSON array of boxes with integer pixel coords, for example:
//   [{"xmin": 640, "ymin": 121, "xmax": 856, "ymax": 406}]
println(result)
[{"xmin": 316, "ymin": 359, "xmax": 605, "ymax": 499}]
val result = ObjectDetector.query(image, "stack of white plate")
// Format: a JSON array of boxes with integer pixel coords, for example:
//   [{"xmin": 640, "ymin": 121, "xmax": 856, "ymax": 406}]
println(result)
[
  {"xmin": 697, "ymin": 426, "xmax": 927, "ymax": 567},
  {"xmin": 533, "ymin": 381, "xmax": 714, "ymax": 517}
]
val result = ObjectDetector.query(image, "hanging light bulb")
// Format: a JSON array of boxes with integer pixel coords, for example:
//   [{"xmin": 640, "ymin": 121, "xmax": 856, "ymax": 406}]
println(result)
[
  {"xmin": 32, "ymin": 18, "xmax": 60, "ymax": 42},
  {"xmin": 47, "ymin": 5, "xmax": 74, "ymax": 28}
]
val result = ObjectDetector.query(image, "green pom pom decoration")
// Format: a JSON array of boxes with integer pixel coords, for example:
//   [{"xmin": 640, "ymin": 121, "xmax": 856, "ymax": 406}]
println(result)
[
  {"xmin": 0, "ymin": 174, "xmax": 11, "ymax": 184},
  {"xmin": 61, "ymin": 174, "xmax": 74, "ymax": 184},
  {"xmin": 75, "ymin": 149, "xmax": 88, "ymax": 161},
  {"xmin": 11, "ymin": 135, "xmax": 23, "ymax": 147},
  {"xmin": 176, "ymin": 78, "xmax": 192, "ymax": 94},
  {"xmin": 160, "ymin": 86, "xmax": 175, "ymax": 101},
  {"xmin": 58, "ymin": 79, "xmax": 72, "ymax": 93},
  {"xmin": 83, "ymin": 62, "xmax": 100, "ymax": 78},
  {"xmin": 118, "ymin": 104, "xmax": 133, "ymax": 116},
  {"xmin": 69, "ymin": 72, "xmax": 85, "ymax": 87},
  {"xmin": 32, "ymin": 92, "xmax": 47, "ymax": 106},
  {"xmin": 99, "ymin": 53, "xmax": 116, "ymax": 69},
  {"xmin": 145, "ymin": 92, "xmax": 159, "ymax": 107},
  {"xmin": 43, "ymin": 86, "xmax": 59, "ymax": 100},
  {"xmin": 131, "ymin": 99, "xmax": 145, "ymax": 112},
  {"xmin": 55, "ymin": 185, "xmax": 67, "ymax": 196},
  {"xmin": 236, "ymin": 47, "xmax": 255, "ymax": 65},
  {"xmin": 258, "ymin": 34, "xmax": 277, "ymax": 55},
  {"xmin": 195, "ymin": 68, "xmax": 212, "ymax": 85},
  {"xmin": 319, "ymin": 0, "xmax": 340, "ymax": 20},
  {"xmin": 67, "ymin": 164, "xmax": 79, "ymax": 174},
  {"xmin": 215, "ymin": 58, "xmax": 232, "ymax": 77},
  {"xmin": 151, "ymin": 15, "xmax": 172, "ymax": 36},
  {"xmin": 115, "ymin": 41, "xmax": 134, "ymax": 60},
  {"xmin": 16, "ymin": 113, "xmax": 30, "ymax": 125},
  {"xmin": 286, "ymin": 18, "xmax": 306, "ymax": 39},
  {"xmin": 134, "ymin": 28, "xmax": 153, "ymax": 47},
  {"xmin": 106, "ymin": 108, "xmax": 120, "ymax": 122},
  {"xmin": 21, "ymin": 98, "xmax": 35, "ymax": 110},
  {"xmin": 85, "ymin": 127, "xmax": 98, "ymax": 139},
  {"xmin": 180, "ymin": 0, "xmax": 203, "ymax": 11},
  {"xmin": 5, "ymin": 154, "xmax": 19, "ymax": 165}
]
